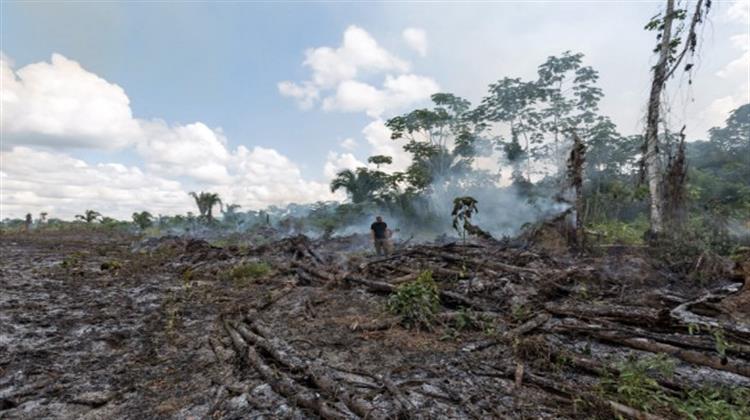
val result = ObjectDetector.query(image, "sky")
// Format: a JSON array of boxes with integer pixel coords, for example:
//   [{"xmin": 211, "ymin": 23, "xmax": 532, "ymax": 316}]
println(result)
[{"xmin": 1, "ymin": 1, "xmax": 748, "ymax": 220}]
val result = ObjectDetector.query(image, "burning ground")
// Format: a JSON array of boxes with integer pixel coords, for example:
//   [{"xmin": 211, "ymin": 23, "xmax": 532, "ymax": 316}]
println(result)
[{"xmin": 1, "ymin": 226, "xmax": 749, "ymax": 419}]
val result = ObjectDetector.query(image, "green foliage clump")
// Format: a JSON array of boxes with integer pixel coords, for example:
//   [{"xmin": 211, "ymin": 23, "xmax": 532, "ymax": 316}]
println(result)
[
  {"xmin": 387, "ymin": 270, "xmax": 440, "ymax": 329},
  {"xmin": 223, "ymin": 261, "xmax": 271, "ymax": 285},
  {"xmin": 61, "ymin": 252, "xmax": 84, "ymax": 269},
  {"xmin": 673, "ymin": 387, "xmax": 750, "ymax": 420},
  {"xmin": 599, "ymin": 354, "xmax": 676, "ymax": 412},
  {"xmin": 589, "ymin": 217, "xmax": 649, "ymax": 245}
]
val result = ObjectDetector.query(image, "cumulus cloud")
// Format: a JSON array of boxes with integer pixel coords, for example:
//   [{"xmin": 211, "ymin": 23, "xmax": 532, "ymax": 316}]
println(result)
[
  {"xmin": 699, "ymin": 8, "xmax": 750, "ymax": 132},
  {"xmin": 278, "ymin": 25, "xmax": 436, "ymax": 117},
  {"xmin": 1, "ymin": 53, "xmax": 140, "ymax": 149},
  {"xmin": 277, "ymin": 80, "xmax": 319, "ymax": 109},
  {"xmin": 224, "ymin": 146, "xmax": 338, "ymax": 208},
  {"xmin": 303, "ymin": 25, "xmax": 409, "ymax": 88},
  {"xmin": 0, "ymin": 147, "xmax": 190, "ymax": 219},
  {"xmin": 322, "ymin": 74, "xmax": 439, "ymax": 117},
  {"xmin": 323, "ymin": 151, "xmax": 366, "ymax": 179},
  {"xmin": 137, "ymin": 120, "xmax": 232, "ymax": 184},
  {"xmin": 340, "ymin": 138, "xmax": 358, "ymax": 150},
  {"xmin": 362, "ymin": 119, "xmax": 411, "ymax": 172},
  {"xmin": 0, "ymin": 53, "xmax": 339, "ymax": 219},
  {"xmin": 403, "ymin": 28, "xmax": 428, "ymax": 57}
]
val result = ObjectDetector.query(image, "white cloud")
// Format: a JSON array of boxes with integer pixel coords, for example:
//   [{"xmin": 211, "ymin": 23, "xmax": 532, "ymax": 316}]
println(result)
[
  {"xmin": 403, "ymin": 28, "xmax": 428, "ymax": 57},
  {"xmin": 322, "ymin": 74, "xmax": 439, "ymax": 117},
  {"xmin": 340, "ymin": 137, "xmax": 358, "ymax": 150},
  {"xmin": 0, "ymin": 147, "xmax": 190, "ymax": 219},
  {"xmin": 362, "ymin": 119, "xmax": 411, "ymax": 172},
  {"xmin": 278, "ymin": 25, "xmax": 410, "ymax": 108},
  {"xmin": 323, "ymin": 151, "xmax": 365, "ymax": 179},
  {"xmin": 279, "ymin": 25, "xmax": 436, "ymax": 117},
  {"xmin": 225, "ymin": 146, "xmax": 338, "ymax": 209},
  {"xmin": 1, "ymin": 53, "xmax": 140, "ymax": 149},
  {"xmin": 717, "ymin": 34, "xmax": 749, "ymax": 80},
  {"xmin": 0, "ymin": 53, "xmax": 342, "ymax": 218},
  {"xmin": 305, "ymin": 25, "xmax": 409, "ymax": 88},
  {"xmin": 137, "ymin": 120, "xmax": 232, "ymax": 184},
  {"xmin": 699, "ymin": 19, "xmax": 750, "ymax": 132},
  {"xmin": 727, "ymin": 1, "xmax": 750, "ymax": 23},
  {"xmin": 277, "ymin": 80, "xmax": 319, "ymax": 109}
]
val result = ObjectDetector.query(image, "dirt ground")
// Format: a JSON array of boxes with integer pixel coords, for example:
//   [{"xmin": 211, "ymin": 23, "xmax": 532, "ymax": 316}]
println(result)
[{"xmin": 1, "ymin": 229, "xmax": 748, "ymax": 419}]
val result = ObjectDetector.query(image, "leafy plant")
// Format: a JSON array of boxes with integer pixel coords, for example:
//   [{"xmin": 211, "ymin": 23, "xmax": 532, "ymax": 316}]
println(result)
[
  {"xmin": 598, "ymin": 354, "xmax": 676, "ymax": 412},
  {"xmin": 223, "ymin": 261, "xmax": 271, "ymax": 285},
  {"xmin": 387, "ymin": 270, "xmax": 440, "ymax": 329},
  {"xmin": 673, "ymin": 387, "xmax": 750, "ymax": 420}
]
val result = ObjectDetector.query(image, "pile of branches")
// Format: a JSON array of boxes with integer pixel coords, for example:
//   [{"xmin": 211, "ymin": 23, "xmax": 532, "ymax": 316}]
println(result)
[{"xmin": 184, "ymin": 234, "xmax": 750, "ymax": 418}]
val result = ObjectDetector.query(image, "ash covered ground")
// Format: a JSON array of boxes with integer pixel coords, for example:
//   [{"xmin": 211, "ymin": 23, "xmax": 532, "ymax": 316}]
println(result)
[{"xmin": 1, "ymin": 226, "xmax": 749, "ymax": 419}]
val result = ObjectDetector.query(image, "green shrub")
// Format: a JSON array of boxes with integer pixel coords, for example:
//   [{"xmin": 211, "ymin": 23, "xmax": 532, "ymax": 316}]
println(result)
[
  {"xmin": 387, "ymin": 270, "xmax": 440, "ymax": 329},
  {"xmin": 673, "ymin": 387, "xmax": 750, "ymax": 420},
  {"xmin": 223, "ymin": 261, "xmax": 271, "ymax": 285},
  {"xmin": 589, "ymin": 217, "xmax": 649, "ymax": 245},
  {"xmin": 598, "ymin": 354, "xmax": 676, "ymax": 412}
]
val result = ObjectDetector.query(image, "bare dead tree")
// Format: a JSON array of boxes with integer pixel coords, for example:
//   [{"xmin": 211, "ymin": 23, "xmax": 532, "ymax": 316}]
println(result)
[
  {"xmin": 567, "ymin": 130, "xmax": 586, "ymax": 249},
  {"xmin": 663, "ymin": 126, "xmax": 688, "ymax": 230},
  {"xmin": 643, "ymin": 0, "xmax": 710, "ymax": 236}
]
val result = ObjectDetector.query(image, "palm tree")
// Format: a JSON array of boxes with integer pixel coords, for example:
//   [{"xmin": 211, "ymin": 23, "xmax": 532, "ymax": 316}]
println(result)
[
  {"xmin": 75, "ymin": 210, "xmax": 101, "ymax": 223},
  {"xmin": 132, "ymin": 211, "xmax": 154, "ymax": 230},
  {"xmin": 221, "ymin": 203, "xmax": 242, "ymax": 224},
  {"xmin": 188, "ymin": 191, "xmax": 222, "ymax": 222},
  {"xmin": 330, "ymin": 168, "xmax": 389, "ymax": 204}
]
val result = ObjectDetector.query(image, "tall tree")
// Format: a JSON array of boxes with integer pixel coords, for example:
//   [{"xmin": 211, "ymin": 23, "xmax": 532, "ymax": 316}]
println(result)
[
  {"xmin": 189, "ymin": 191, "xmax": 222, "ymax": 222},
  {"xmin": 132, "ymin": 211, "xmax": 154, "ymax": 230},
  {"xmin": 387, "ymin": 93, "xmax": 489, "ymax": 191},
  {"xmin": 330, "ymin": 168, "xmax": 394, "ymax": 204},
  {"xmin": 75, "ymin": 210, "xmax": 101, "ymax": 223},
  {"xmin": 643, "ymin": 0, "xmax": 710, "ymax": 235}
]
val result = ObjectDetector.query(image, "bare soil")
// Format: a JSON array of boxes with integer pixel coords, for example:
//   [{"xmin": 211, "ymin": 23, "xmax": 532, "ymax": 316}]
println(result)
[{"xmin": 1, "ymin": 229, "xmax": 748, "ymax": 419}]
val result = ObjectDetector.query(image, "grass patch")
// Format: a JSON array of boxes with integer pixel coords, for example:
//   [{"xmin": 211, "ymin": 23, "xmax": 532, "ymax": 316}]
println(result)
[
  {"xmin": 222, "ymin": 261, "xmax": 271, "ymax": 286},
  {"xmin": 387, "ymin": 270, "xmax": 440, "ymax": 329}
]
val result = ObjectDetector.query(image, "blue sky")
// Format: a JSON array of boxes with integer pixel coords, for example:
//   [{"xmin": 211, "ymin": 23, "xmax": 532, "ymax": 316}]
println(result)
[{"xmin": 1, "ymin": 1, "xmax": 748, "ymax": 219}]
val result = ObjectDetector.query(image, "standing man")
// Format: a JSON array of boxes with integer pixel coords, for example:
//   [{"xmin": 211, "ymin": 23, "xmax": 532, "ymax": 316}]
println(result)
[{"xmin": 370, "ymin": 216, "xmax": 389, "ymax": 256}]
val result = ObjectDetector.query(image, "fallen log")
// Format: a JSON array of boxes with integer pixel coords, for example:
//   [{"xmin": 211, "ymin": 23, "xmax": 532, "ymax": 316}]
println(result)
[
  {"xmin": 345, "ymin": 275, "xmax": 488, "ymax": 311},
  {"xmin": 245, "ymin": 346, "xmax": 345, "ymax": 419},
  {"xmin": 239, "ymin": 321, "xmax": 388, "ymax": 420},
  {"xmin": 608, "ymin": 400, "xmax": 667, "ymax": 420},
  {"xmin": 463, "ymin": 313, "xmax": 551, "ymax": 352},
  {"xmin": 570, "ymin": 327, "xmax": 750, "ymax": 378},
  {"xmin": 544, "ymin": 302, "xmax": 670, "ymax": 329},
  {"xmin": 223, "ymin": 322, "xmax": 345, "ymax": 419}
]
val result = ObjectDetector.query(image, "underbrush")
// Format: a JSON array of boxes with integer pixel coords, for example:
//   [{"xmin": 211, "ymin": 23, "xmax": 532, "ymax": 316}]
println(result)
[
  {"xmin": 598, "ymin": 354, "xmax": 749, "ymax": 419},
  {"xmin": 221, "ymin": 261, "xmax": 272, "ymax": 286},
  {"xmin": 387, "ymin": 270, "xmax": 439, "ymax": 329},
  {"xmin": 588, "ymin": 217, "xmax": 649, "ymax": 246}
]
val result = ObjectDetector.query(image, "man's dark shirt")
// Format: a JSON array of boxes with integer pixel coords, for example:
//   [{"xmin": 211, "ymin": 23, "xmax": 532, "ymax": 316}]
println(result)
[{"xmin": 371, "ymin": 221, "xmax": 388, "ymax": 239}]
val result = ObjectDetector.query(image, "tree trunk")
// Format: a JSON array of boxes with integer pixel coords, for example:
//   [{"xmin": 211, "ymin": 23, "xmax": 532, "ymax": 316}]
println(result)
[
  {"xmin": 644, "ymin": 0, "xmax": 675, "ymax": 235},
  {"xmin": 568, "ymin": 130, "xmax": 586, "ymax": 248}
]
